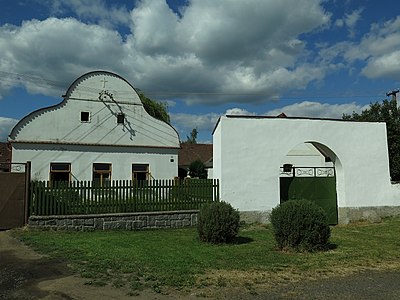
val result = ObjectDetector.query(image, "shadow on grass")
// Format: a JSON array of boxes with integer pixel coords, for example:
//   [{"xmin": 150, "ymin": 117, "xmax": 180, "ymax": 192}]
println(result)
[
  {"xmin": 230, "ymin": 236, "xmax": 254, "ymax": 245},
  {"xmin": 326, "ymin": 243, "xmax": 338, "ymax": 250}
]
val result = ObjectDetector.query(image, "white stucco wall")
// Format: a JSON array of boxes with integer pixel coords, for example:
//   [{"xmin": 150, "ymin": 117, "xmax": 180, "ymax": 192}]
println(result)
[
  {"xmin": 213, "ymin": 116, "xmax": 399, "ymax": 213},
  {"xmin": 283, "ymin": 143, "xmax": 332, "ymax": 167},
  {"xmin": 9, "ymin": 71, "xmax": 180, "ymax": 181},
  {"xmin": 12, "ymin": 143, "xmax": 177, "ymax": 181}
]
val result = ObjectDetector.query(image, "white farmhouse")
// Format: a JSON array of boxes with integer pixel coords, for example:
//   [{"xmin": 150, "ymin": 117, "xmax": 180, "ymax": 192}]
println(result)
[
  {"xmin": 213, "ymin": 115, "xmax": 400, "ymax": 224},
  {"xmin": 9, "ymin": 71, "xmax": 180, "ymax": 184}
]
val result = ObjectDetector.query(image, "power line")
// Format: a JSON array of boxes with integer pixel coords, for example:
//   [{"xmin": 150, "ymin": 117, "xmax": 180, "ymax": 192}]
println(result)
[{"xmin": 0, "ymin": 69, "xmax": 392, "ymax": 101}]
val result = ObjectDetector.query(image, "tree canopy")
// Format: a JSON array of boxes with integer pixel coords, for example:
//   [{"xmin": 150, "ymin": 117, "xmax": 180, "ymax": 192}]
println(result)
[
  {"xmin": 189, "ymin": 159, "xmax": 207, "ymax": 179},
  {"xmin": 184, "ymin": 128, "xmax": 198, "ymax": 144},
  {"xmin": 343, "ymin": 99, "xmax": 400, "ymax": 181},
  {"xmin": 139, "ymin": 93, "xmax": 170, "ymax": 124}
]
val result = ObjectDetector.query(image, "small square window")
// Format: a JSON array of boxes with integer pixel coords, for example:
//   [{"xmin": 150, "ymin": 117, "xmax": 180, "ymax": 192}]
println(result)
[
  {"xmin": 117, "ymin": 113, "xmax": 125, "ymax": 124},
  {"xmin": 50, "ymin": 163, "xmax": 71, "ymax": 183},
  {"xmin": 93, "ymin": 163, "xmax": 112, "ymax": 187},
  {"xmin": 81, "ymin": 111, "xmax": 90, "ymax": 122},
  {"xmin": 132, "ymin": 164, "xmax": 149, "ymax": 181}
]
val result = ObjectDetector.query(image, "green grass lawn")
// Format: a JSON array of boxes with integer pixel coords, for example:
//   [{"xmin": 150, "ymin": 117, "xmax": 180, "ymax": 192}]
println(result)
[{"xmin": 13, "ymin": 217, "xmax": 400, "ymax": 295}]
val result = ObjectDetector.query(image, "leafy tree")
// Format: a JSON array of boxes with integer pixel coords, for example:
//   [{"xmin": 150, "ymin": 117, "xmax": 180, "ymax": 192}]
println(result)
[
  {"xmin": 139, "ymin": 93, "xmax": 170, "ymax": 124},
  {"xmin": 189, "ymin": 159, "xmax": 207, "ymax": 179},
  {"xmin": 343, "ymin": 99, "xmax": 400, "ymax": 181},
  {"xmin": 185, "ymin": 128, "xmax": 198, "ymax": 144}
]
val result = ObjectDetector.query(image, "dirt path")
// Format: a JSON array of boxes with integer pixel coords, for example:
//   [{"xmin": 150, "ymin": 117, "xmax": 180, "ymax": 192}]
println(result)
[
  {"xmin": 1, "ymin": 229, "xmax": 400, "ymax": 299},
  {"xmin": 0, "ymin": 230, "xmax": 188, "ymax": 300}
]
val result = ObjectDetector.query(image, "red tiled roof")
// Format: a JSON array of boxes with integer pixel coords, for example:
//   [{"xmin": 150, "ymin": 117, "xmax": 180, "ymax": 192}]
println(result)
[{"xmin": 179, "ymin": 143, "xmax": 213, "ymax": 168}]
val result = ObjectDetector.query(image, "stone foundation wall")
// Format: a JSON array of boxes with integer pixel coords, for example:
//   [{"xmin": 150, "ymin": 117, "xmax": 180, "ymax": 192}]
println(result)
[
  {"xmin": 28, "ymin": 206, "xmax": 400, "ymax": 230},
  {"xmin": 28, "ymin": 210, "xmax": 198, "ymax": 231},
  {"xmin": 239, "ymin": 206, "xmax": 400, "ymax": 225},
  {"xmin": 338, "ymin": 206, "xmax": 400, "ymax": 224}
]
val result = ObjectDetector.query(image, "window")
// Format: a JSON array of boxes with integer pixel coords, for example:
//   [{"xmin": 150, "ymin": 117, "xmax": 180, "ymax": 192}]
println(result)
[
  {"xmin": 132, "ymin": 164, "xmax": 149, "ymax": 181},
  {"xmin": 117, "ymin": 113, "xmax": 125, "ymax": 124},
  {"xmin": 283, "ymin": 164, "xmax": 293, "ymax": 173},
  {"xmin": 81, "ymin": 111, "xmax": 90, "ymax": 122},
  {"xmin": 50, "ymin": 163, "xmax": 71, "ymax": 183},
  {"xmin": 93, "ymin": 163, "xmax": 112, "ymax": 186}
]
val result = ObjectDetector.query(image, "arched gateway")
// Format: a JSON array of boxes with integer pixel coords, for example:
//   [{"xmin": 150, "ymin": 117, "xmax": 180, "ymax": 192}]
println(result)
[
  {"xmin": 280, "ymin": 142, "xmax": 338, "ymax": 224},
  {"xmin": 213, "ymin": 115, "xmax": 400, "ymax": 224}
]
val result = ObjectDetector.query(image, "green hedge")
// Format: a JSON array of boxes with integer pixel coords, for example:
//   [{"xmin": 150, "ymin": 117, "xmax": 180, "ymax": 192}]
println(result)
[
  {"xmin": 270, "ymin": 199, "xmax": 331, "ymax": 252},
  {"xmin": 197, "ymin": 201, "xmax": 240, "ymax": 244}
]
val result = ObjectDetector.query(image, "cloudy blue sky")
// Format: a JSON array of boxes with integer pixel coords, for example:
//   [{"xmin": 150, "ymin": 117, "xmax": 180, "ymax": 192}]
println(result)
[{"xmin": 1, "ymin": 0, "xmax": 400, "ymax": 142}]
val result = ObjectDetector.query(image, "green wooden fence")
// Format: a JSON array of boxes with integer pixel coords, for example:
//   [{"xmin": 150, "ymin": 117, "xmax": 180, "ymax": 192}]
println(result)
[{"xmin": 30, "ymin": 179, "xmax": 219, "ymax": 216}]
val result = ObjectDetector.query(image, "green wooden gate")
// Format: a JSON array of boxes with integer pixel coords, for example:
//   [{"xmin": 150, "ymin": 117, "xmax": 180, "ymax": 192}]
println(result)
[{"xmin": 280, "ymin": 166, "xmax": 338, "ymax": 225}]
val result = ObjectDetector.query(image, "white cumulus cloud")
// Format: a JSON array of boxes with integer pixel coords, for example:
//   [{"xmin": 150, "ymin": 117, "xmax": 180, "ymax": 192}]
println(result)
[
  {"xmin": 266, "ymin": 101, "xmax": 369, "ymax": 118},
  {"xmin": 0, "ymin": 0, "xmax": 332, "ymax": 105},
  {"xmin": 344, "ymin": 16, "xmax": 400, "ymax": 80},
  {"xmin": 0, "ymin": 117, "xmax": 19, "ymax": 141}
]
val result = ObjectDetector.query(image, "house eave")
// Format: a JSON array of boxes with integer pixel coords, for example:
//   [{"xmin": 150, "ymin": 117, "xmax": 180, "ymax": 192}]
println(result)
[{"xmin": 9, "ymin": 140, "xmax": 180, "ymax": 150}]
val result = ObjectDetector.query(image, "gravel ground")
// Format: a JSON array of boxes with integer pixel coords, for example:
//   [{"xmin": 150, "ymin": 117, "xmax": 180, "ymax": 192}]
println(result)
[
  {"xmin": 1, "ymin": 230, "xmax": 400, "ymax": 299},
  {"xmin": 244, "ymin": 270, "xmax": 400, "ymax": 299}
]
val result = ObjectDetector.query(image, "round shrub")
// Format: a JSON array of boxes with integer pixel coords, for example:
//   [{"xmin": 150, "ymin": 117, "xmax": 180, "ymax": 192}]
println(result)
[
  {"xmin": 197, "ymin": 201, "xmax": 240, "ymax": 244},
  {"xmin": 270, "ymin": 200, "xmax": 331, "ymax": 252}
]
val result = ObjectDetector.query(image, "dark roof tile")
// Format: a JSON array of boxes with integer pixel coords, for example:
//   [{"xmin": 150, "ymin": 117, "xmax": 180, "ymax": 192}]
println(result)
[{"xmin": 179, "ymin": 143, "xmax": 213, "ymax": 168}]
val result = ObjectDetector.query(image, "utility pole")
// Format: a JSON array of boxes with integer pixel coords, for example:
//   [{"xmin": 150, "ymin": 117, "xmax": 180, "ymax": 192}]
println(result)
[{"xmin": 386, "ymin": 89, "xmax": 399, "ymax": 102}]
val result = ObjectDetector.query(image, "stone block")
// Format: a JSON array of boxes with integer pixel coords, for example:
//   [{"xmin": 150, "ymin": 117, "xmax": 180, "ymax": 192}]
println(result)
[
  {"xmin": 45, "ymin": 219, "xmax": 56, "ymax": 226},
  {"xmin": 72, "ymin": 219, "xmax": 84, "ymax": 226},
  {"xmin": 191, "ymin": 214, "xmax": 198, "ymax": 225},
  {"xmin": 138, "ymin": 216, "xmax": 148, "ymax": 222},
  {"xmin": 126, "ymin": 221, "xmax": 133, "ymax": 230},
  {"xmin": 132, "ymin": 221, "xmax": 143, "ymax": 229},
  {"xmin": 178, "ymin": 214, "xmax": 190, "ymax": 220},
  {"xmin": 112, "ymin": 221, "xmax": 126, "ymax": 230},
  {"xmin": 155, "ymin": 220, "xmax": 166, "ymax": 228},
  {"xmin": 363, "ymin": 210, "xmax": 382, "ymax": 223},
  {"xmin": 148, "ymin": 217, "xmax": 156, "ymax": 227},
  {"xmin": 84, "ymin": 219, "xmax": 94, "ymax": 226},
  {"xmin": 57, "ymin": 219, "xmax": 66, "ymax": 227},
  {"xmin": 103, "ymin": 222, "xmax": 112, "ymax": 230},
  {"xmin": 94, "ymin": 218, "xmax": 104, "ymax": 229},
  {"xmin": 83, "ymin": 226, "xmax": 95, "ymax": 232},
  {"xmin": 67, "ymin": 225, "xmax": 81, "ymax": 231}
]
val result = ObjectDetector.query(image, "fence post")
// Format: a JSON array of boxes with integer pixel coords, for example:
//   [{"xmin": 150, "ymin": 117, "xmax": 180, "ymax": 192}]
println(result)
[{"xmin": 24, "ymin": 161, "xmax": 31, "ymax": 224}]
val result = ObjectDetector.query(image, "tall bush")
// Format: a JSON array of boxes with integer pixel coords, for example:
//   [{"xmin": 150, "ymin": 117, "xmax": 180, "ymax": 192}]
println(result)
[
  {"xmin": 189, "ymin": 160, "xmax": 207, "ymax": 179},
  {"xmin": 270, "ymin": 200, "xmax": 331, "ymax": 252},
  {"xmin": 197, "ymin": 201, "xmax": 240, "ymax": 244}
]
